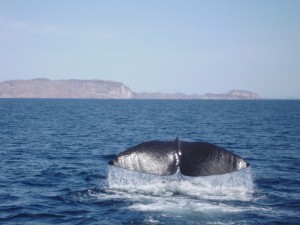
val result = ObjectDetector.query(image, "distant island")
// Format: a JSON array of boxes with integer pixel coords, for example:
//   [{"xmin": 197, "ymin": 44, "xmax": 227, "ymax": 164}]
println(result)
[{"xmin": 0, "ymin": 78, "xmax": 261, "ymax": 100}]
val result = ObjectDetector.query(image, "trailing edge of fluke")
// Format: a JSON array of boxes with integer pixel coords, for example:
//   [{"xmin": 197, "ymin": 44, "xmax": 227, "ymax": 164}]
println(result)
[{"xmin": 108, "ymin": 138, "xmax": 249, "ymax": 177}]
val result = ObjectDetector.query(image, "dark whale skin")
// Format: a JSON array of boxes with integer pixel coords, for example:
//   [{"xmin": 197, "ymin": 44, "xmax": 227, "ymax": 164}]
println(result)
[{"xmin": 109, "ymin": 138, "xmax": 249, "ymax": 177}]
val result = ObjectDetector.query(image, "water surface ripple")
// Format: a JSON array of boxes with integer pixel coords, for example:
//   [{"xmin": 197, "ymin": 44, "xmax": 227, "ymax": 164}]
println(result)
[{"xmin": 0, "ymin": 99, "xmax": 299, "ymax": 224}]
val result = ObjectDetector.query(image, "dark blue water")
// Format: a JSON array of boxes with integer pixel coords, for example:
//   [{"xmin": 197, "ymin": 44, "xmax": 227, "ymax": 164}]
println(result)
[{"xmin": 1, "ymin": 99, "xmax": 299, "ymax": 224}]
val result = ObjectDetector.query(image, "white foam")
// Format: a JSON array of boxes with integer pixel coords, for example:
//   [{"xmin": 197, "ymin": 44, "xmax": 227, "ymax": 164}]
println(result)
[
  {"xmin": 100, "ymin": 166, "xmax": 258, "ymax": 215},
  {"xmin": 106, "ymin": 166, "xmax": 254, "ymax": 197}
]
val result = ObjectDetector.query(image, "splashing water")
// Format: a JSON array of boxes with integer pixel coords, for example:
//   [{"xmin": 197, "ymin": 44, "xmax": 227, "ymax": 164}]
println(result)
[{"xmin": 101, "ymin": 166, "xmax": 255, "ymax": 215}]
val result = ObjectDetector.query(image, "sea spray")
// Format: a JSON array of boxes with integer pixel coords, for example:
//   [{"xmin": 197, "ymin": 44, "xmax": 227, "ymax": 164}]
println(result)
[
  {"xmin": 106, "ymin": 165, "xmax": 254, "ymax": 193},
  {"xmin": 103, "ymin": 166, "xmax": 255, "ymax": 214}
]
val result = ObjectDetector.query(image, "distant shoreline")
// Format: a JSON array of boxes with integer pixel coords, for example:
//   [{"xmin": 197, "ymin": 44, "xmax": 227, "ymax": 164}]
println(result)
[
  {"xmin": 0, "ymin": 78, "xmax": 262, "ymax": 100},
  {"xmin": 0, "ymin": 97, "xmax": 265, "ymax": 100}
]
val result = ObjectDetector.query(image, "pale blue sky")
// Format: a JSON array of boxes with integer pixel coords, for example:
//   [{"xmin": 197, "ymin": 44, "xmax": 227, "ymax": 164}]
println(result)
[{"xmin": 0, "ymin": 0, "xmax": 299, "ymax": 98}]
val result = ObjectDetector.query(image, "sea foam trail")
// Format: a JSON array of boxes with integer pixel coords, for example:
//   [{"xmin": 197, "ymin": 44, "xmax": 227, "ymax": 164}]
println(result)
[{"xmin": 102, "ymin": 166, "xmax": 256, "ymax": 214}]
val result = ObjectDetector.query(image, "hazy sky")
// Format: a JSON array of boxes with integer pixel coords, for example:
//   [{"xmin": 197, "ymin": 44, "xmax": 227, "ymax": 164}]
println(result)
[{"xmin": 0, "ymin": 0, "xmax": 299, "ymax": 98}]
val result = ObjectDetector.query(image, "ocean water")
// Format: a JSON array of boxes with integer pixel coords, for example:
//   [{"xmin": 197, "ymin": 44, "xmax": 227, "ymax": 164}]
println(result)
[{"xmin": 0, "ymin": 99, "xmax": 299, "ymax": 225}]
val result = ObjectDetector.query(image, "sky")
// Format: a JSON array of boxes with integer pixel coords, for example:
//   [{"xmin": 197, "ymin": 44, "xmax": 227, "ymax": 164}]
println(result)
[{"xmin": 0, "ymin": 0, "xmax": 299, "ymax": 98}]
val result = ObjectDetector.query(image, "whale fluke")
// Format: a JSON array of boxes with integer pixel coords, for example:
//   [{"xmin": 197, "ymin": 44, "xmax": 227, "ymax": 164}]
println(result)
[{"xmin": 108, "ymin": 138, "xmax": 249, "ymax": 177}]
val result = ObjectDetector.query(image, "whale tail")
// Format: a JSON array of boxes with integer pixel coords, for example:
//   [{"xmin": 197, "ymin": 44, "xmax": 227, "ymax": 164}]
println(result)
[{"xmin": 108, "ymin": 138, "xmax": 249, "ymax": 177}]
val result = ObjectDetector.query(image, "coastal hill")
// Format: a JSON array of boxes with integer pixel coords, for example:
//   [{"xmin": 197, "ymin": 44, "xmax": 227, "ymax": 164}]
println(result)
[
  {"xmin": 0, "ymin": 78, "xmax": 261, "ymax": 99},
  {"xmin": 0, "ymin": 78, "xmax": 133, "ymax": 99},
  {"xmin": 134, "ymin": 90, "xmax": 260, "ymax": 100}
]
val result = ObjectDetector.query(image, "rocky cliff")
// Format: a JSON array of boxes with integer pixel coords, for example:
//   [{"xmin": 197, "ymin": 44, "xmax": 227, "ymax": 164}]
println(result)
[
  {"xmin": 0, "ymin": 78, "xmax": 133, "ymax": 99},
  {"xmin": 0, "ymin": 78, "xmax": 261, "ymax": 99}
]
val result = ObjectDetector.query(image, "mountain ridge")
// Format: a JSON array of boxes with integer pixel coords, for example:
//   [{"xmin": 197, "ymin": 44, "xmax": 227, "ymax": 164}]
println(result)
[{"xmin": 0, "ymin": 78, "xmax": 261, "ymax": 100}]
